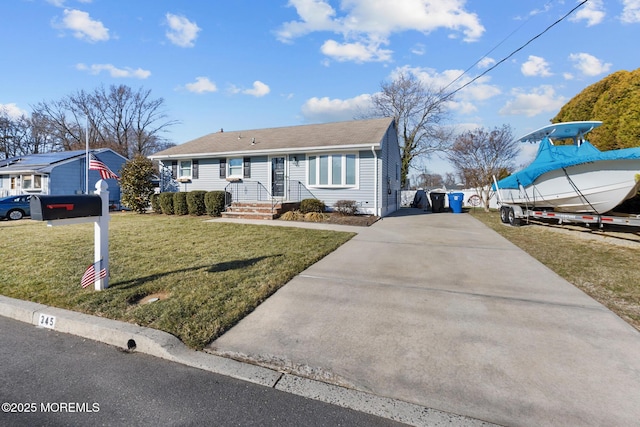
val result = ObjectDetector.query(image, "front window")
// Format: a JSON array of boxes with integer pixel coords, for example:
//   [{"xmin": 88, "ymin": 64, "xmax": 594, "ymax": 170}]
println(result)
[
  {"xmin": 308, "ymin": 154, "xmax": 357, "ymax": 188},
  {"xmin": 22, "ymin": 174, "xmax": 43, "ymax": 190},
  {"xmin": 178, "ymin": 160, "xmax": 192, "ymax": 178},
  {"xmin": 228, "ymin": 158, "xmax": 243, "ymax": 177}
]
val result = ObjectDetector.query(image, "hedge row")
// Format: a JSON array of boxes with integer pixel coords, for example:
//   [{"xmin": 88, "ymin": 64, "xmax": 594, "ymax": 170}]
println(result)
[{"xmin": 151, "ymin": 191, "xmax": 229, "ymax": 217}]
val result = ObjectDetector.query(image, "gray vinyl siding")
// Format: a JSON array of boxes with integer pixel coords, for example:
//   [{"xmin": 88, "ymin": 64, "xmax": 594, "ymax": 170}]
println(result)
[
  {"xmin": 379, "ymin": 125, "xmax": 401, "ymax": 217},
  {"xmin": 171, "ymin": 156, "xmax": 270, "ymax": 192},
  {"xmin": 301, "ymin": 150, "xmax": 377, "ymax": 214}
]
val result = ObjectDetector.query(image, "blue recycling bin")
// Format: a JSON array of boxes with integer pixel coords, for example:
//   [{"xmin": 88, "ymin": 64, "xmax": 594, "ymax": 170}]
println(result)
[{"xmin": 448, "ymin": 192, "xmax": 464, "ymax": 214}]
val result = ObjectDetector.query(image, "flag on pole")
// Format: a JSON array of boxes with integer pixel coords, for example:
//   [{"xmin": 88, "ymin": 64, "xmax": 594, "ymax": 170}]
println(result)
[
  {"xmin": 89, "ymin": 153, "xmax": 119, "ymax": 180},
  {"xmin": 81, "ymin": 259, "xmax": 107, "ymax": 288}
]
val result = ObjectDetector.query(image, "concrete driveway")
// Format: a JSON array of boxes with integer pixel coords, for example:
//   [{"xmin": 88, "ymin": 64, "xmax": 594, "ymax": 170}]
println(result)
[{"xmin": 208, "ymin": 211, "xmax": 640, "ymax": 426}]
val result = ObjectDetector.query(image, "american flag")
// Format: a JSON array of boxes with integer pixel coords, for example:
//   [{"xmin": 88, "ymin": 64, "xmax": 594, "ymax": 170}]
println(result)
[
  {"xmin": 81, "ymin": 259, "xmax": 107, "ymax": 288},
  {"xmin": 89, "ymin": 153, "xmax": 119, "ymax": 180}
]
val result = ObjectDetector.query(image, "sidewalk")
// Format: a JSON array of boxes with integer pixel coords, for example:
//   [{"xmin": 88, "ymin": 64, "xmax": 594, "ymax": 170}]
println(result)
[{"xmin": 207, "ymin": 211, "xmax": 640, "ymax": 426}]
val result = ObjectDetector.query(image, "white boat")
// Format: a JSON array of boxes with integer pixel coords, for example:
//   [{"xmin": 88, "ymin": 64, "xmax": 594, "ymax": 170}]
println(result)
[{"xmin": 494, "ymin": 121, "xmax": 640, "ymax": 214}]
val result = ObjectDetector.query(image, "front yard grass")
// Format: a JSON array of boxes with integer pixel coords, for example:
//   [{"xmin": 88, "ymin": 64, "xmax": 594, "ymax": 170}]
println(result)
[
  {"xmin": 472, "ymin": 209, "xmax": 640, "ymax": 331},
  {"xmin": 0, "ymin": 213, "xmax": 355, "ymax": 349}
]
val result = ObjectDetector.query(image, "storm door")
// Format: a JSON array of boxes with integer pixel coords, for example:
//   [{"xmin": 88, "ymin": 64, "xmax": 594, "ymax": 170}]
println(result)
[{"xmin": 271, "ymin": 157, "xmax": 285, "ymax": 198}]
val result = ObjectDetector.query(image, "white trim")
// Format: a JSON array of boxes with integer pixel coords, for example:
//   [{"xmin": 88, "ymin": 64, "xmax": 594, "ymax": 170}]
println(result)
[
  {"xmin": 269, "ymin": 155, "xmax": 288, "ymax": 199},
  {"xmin": 149, "ymin": 143, "xmax": 381, "ymax": 161},
  {"xmin": 178, "ymin": 159, "xmax": 192, "ymax": 179},
  {"xmin": 306, "ymin": 153, "xmax": 359, "ymax": 189},
  {"xmin": 227, "ymin": 157, "xmax": 243, "ymax": 179}
]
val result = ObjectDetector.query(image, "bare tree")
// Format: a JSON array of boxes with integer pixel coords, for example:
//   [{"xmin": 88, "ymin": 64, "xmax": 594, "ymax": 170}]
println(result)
[
  {"xmin": 31, "ymin": 85, "xmax": 178, "ymax": 158},
  {"xmin": 367, "ymin": 71, "xmax": 454, "ymax": 188},
  {"xmin": 446, "ymin": 125, "xmax": 518, "ymax": 211}
]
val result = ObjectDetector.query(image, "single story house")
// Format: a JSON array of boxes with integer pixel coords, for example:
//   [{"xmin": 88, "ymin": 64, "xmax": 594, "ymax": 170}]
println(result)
[
  {"xmin": 0, "ymin": 149, "xmax": 126, "ymax": 205},
  {"xmin": 150, "ymin": 117, "xmax": 401, "ymax": 217}
]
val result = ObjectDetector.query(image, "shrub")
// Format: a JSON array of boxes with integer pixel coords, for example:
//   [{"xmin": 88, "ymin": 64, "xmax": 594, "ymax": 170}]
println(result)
[
  {"xmin": 333, "ymin": 200, "xmax": 358, "ymax": 216},
  {"xmin": 299, "ymin": 198, "xmax": 325, "ymax": 214},
  {"xmin": 150, "ymin": 193, "xmax": 161, "ymax": 213},
  {"xmin": 280, "ymin": 210, "xmax": 304, "ymax": 221},
  {"xmin": 173, "ymin": 192, "xmax": 188, "ymax": 215},
  {"xmin": 187, "ymin": 191, "xmax": 207, "ymax": 216},
  {"xmin": 304, "ymin": 212, "xmax": 326, "ymax": 222},
  {"xmin": 119, "ymin": 155, "xmax": 155, "ymax": 214},
  {"xmin": 205, "ymin": 191, "xmax": 229, "ymax": 217},
  {"xmin": 158, "ymin": 192, "xmax": 174, "ymax": 215}
]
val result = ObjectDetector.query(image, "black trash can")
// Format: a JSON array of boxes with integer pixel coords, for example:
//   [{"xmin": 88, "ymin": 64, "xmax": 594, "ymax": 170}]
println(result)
[{"xmin": 429, "ymin": 192, "xmax": 445, "ymax": 213}]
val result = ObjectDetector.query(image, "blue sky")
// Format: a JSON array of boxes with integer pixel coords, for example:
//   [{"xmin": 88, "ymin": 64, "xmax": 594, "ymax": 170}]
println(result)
[{"xmin": 1, "ymin": 0, "xmax": 639, "ymax": 175}]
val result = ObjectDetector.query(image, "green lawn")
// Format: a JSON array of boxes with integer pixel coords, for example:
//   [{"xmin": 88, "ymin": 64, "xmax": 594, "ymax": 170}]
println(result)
[
  {"xmin": 0, "ymin": 213, "xmax": 354, "ymax": 349},
  {"xmin": 472, "ymin": 209, "xmax": 640, "ymax": 331}
]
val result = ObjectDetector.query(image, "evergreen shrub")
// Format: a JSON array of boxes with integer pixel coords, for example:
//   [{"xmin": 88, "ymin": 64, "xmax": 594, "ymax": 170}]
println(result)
[
  {"xmin": 187, "ymin": 191, "xmax": 207, "ymax": 216},
  {"xmin": 173, "ymin": 192, "xmax": 188, "ymax": 215},
  {"xmin": 205, "ymin": 191, "xmax": 229, "ymax": 216},
  {"xmin": 158, "ymin": 192, "xmax": 174, "ymax": 215},
  {"xmin": 299, "ymin": 198, "xmax": 325, "ymax": 214}
]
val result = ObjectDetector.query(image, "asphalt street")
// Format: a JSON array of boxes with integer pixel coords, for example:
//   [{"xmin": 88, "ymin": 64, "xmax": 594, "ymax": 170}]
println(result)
[{"xmin": 0, "ymin": 316, "xmax": 405, "ymax": 427}]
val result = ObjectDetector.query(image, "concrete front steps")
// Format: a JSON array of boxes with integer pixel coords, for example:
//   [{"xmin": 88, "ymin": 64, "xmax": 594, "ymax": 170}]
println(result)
[{"xmin": 221, "ymin": 201, "xmax": 300, "ymax": 220}]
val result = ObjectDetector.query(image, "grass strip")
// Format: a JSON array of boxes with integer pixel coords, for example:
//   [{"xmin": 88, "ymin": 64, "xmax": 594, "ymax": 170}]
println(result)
[{"xmin": 471, "ymin": 209, "xmax": 640, "ymax": 330}]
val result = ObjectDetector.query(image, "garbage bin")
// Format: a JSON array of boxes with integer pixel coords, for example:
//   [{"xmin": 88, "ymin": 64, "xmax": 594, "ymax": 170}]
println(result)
[
  {"xmin": 429, "ymin": 192, "xmax": 445, "ymax": 213},
  {"xmin": 448, "ymin": 192, "xmax": 464, "ymax": 214}
]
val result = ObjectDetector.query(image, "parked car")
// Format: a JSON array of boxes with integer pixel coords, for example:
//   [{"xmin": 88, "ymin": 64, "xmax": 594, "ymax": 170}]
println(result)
[{"xmin": 0, "ymin": 195, "xmax": 31, "ymax": 220}]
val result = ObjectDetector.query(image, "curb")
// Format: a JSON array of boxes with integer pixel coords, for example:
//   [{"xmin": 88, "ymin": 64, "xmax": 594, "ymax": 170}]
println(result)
[{"xmin": 0, "ymin": 295, "xmax": 498, "ymax": 426}]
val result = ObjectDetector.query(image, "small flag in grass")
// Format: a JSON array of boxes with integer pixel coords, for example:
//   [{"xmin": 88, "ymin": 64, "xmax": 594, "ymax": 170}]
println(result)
[{"xmin": 81, "ymin": 259, "xmax": 107, "ymax": 288}]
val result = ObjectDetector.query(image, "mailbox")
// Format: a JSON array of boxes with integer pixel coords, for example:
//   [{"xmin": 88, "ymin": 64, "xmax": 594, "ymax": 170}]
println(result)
[{"xmin": 31, "ymin": 195, "xmax": 103, "ymax": 221}]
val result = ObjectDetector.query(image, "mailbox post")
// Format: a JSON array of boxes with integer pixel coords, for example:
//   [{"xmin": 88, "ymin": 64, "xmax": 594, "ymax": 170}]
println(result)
[
  {"xmin": 94, "ymin": 180, "xmax": 110, "ymax": 290},
  {"xmin": 30, "ymin": 180, "xmax": 111, "ymax": 291}
]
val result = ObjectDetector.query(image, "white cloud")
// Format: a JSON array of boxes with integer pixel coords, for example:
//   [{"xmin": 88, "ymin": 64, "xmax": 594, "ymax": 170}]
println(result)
[
  {"xmin": 165, "ymin": 13, "xmax": 200, "ymax": 47},
  {"xmin": 301, "ymin": 94, "xmax": 373, "ymax": 122},
  {"xmin": 0, "ymin": 103, "xmax": 28, "ymax": 119},
  {"xmin": 76, "ymin": 63, "xmax": 151, "ymax": 79},
  {"xmin": 411, "ymin": 43, "xmax": 426, "ymax": 56},
  {"xmin": 390, "ymin": 65, "xmax": 501, "ymax": 108},
  {"xmin": 568, "ymin": 52, "xmax": 612, "ymax": 76},
  {"xmin": 276, "ymin": 0, "xmax": 485, "ymax": 63},
  {"xmin": 185, "ymin": 77, "xmax": 217, "ymax": 94},
  {"xmin": 321, "ymin": 39, "xmax": 392, "ymax": 62},
  {"xmin": 55, "ymin": 9, "xmax": 109, "ymax": 42},
  {"xmin": 570, "ymin": 0, "xmax": 605, "ymax": 26},
  {"xmin": 621, "ymin": 0, "xmax": 640, "ymax": 23},
  {"xmin": 499, "ymin": 85, "xmax": 567, "ymax": 117},
  {"xmin": 521, "ymin": 55, "xmax": 552, "ymax": 77},
  {"xmin": 242, "ymin": 81, "xmax": 271, "ymax": 97},
  {"xmin": 477, "ymin": 57, "xmax": 495, "ymax": 69}
]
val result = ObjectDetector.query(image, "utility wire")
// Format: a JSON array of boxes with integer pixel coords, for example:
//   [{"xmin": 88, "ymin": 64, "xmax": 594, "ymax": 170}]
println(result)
[
  {"xmin": 441, "ymin": 0, "xmax": 556, "ymax": 94},
  {"xmin": 443, "ymin": 0, "xmax": 589, "ymax": 99}
]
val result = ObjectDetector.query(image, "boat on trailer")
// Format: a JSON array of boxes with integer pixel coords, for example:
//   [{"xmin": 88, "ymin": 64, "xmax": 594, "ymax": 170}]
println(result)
[{"xmin": 494, "ymin": 121, "xmax": 640, "ymax": 215}]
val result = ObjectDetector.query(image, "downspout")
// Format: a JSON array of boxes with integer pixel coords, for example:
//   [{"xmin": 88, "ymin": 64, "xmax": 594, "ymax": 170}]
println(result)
[{"xmin": 371, "ymin": 145, "xmax": 379, "ymax": 216}]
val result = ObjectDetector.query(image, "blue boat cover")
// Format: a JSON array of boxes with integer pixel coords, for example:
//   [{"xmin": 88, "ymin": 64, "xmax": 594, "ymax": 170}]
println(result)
[{"xmin": 494, "ymin": 138, "xmax": 640, "ymax": 190}]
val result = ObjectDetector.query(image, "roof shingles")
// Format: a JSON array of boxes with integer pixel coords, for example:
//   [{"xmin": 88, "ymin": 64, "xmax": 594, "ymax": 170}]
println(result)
[{"xmin": 151, "ymin": 117, "xmax": 394, "ymax": 158}]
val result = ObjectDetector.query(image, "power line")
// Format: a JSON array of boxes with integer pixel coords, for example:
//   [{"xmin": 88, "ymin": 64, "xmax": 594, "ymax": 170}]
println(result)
[
  {"xmin": 443, "ymin": 0, "xmax": 589, "ymax": 99},
  {"xmin": 441, "ymin": 0, "xmax": 556, "ymax": 94}
]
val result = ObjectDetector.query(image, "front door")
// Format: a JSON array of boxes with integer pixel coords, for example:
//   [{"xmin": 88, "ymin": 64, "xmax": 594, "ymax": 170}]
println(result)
[{"xmin": 271, "ymin": 157, "xmax": 286, "ymax": 198}]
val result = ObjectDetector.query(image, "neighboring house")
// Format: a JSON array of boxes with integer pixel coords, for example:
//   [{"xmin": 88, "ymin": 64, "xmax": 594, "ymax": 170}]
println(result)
[
  {"xmin": 0, "ymin": 149, "xmax": 126, "ymax": 206},
  {"xmin": 150, "ymin": 117, "xmax": 402, "ymax": 217}
]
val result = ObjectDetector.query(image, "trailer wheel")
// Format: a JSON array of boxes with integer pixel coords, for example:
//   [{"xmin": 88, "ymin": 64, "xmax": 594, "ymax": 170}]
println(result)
[
  {"xmin": 499, "ymin": 206, "xmax": 509, "ymax": 223},
  {"xmin": 508, "ymin": 208, "xmax": 521, "ymax": 226}
]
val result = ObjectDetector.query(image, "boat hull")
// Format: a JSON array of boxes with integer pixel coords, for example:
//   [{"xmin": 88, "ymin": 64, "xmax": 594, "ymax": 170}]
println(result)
[{"xmin": 498, "ymin": 159, "xmax": 640, "ymax": 214}]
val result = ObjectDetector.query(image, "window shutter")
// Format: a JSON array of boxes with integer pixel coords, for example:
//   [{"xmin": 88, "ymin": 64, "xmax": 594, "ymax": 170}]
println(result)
[
  {"xmin": 219, "ymin": 159, "xmax": 226, "ymax": 178},
  {"xmin": 243, "ymin": 157, "xmax": 251, "ymax": 178},
  {"xmin": 192, "ymin": 160, "xmax": 199, "ymax": 179},
  {"xmin": 171, "ymin": 161, "xmax": 177, "ymax": 179}
]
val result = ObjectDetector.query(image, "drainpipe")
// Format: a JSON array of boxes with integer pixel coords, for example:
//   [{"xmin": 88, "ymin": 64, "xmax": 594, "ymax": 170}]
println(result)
[{"xmin": 371, "ymin": 145, "xmax": 379, "ymax": 216}]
